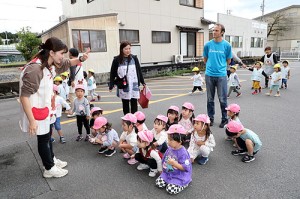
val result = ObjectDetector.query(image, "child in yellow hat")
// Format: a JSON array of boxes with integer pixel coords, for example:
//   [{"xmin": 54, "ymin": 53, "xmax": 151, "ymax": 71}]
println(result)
[
  {"xmin": 266, "ymin": 64, "xmax": 282, "ymax": 97},
  {"xmin": 227, "ymin": 65, "xmax": 242, "ymax": 98},
  {"xmin": 189, "ymin": 67, "xmax": 204, "ymax": 95}
]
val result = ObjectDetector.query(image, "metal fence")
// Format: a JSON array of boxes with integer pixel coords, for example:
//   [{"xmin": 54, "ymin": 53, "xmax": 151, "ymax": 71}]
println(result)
[{"xmin": 280, "ymin": 50, "xmax": 300, "ymax": 61}]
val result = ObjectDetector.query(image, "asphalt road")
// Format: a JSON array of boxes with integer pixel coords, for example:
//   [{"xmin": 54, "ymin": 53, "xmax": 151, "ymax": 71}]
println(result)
[{"xmin": 0, "ymin": 62, "xmax": 300, "ymax": 199}]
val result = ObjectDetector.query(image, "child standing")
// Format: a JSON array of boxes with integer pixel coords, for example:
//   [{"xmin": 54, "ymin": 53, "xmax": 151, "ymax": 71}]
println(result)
[
  {"xmin": 151, "ymin": 115, "xmax": 168, "ymax": 153},
  {"xmin": 87, "ymin": 69, "xmax": 100, "ymax": 102},
  {"xmin": 178, "ymin": 102, "xmax": 195, "ymax": 142},
  {"xmin": 135, "ymin": 130, "xmax": 163, "ymax": 177},
  {"xmin": 227, "ymin": 120, "xmax": 262, "ymax": 163},
  {"xmin": 246, "ymin": 61, "xmax": 264, "ymax": 95},
  {"xmin": 266, "ymin": 64, "xmax": 282, "ymax": 97},
  {"xmin": 227, "ymin": 65, "xmax": 242, "ymax": 98},
  {"xmin": 89, "ymin": 107, "xmax": 103, "ymax": 137},
  {"xmin": 189, "ymin": 67, "xmax": 204, "ymax": 95},
  {"xmin": 224, "ymin": 103, "xmax": 241, "ymax": 141},
  {"xmin": 119, "ymin": 113, "xmax": 139, "ymax": 165},
  {"xmin": 52, "ymin": 85, "xmax": 71, "ymax": 143},
  {"xmin": 166, "ymin": 105, "xmax": 179, "ymax": 131},
  {"xmin": 60, "ymin": 72, "xmax": 70, "ymax": 100},
  {"xmin": 156, "ymin": 124, "xmax": 192, "ymax": 195},
  {"xmin": 73, "ymin": 84, "xmax": 91, "ymax": 141},
  {"xmin": 91, "ymin": 117, "xmax": 120, "ymax": 157},
  {"xmin": 134, "ymin": 111, "xmax": 148, "ymax": 132},
  {"xmin": 188, "ymin": 114, "xmax": 215, "ymax": 165},
  {"xmin": 54, "ymin": 76, "xmax": 67, "ymax": 100},
  {"xmin": 281, "ymin": 60, "xmax": 290, "ymax": 89}
]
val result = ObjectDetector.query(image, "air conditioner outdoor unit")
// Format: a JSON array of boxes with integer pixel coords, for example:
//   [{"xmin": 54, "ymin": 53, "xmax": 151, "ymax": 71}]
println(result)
[
  {"xmin": 59, "ymin": 15, "xmax": 67, "ymax": 22},
  {"xmin": 174, "ymin": 54, "xmax": 183, "ymax": 64}
]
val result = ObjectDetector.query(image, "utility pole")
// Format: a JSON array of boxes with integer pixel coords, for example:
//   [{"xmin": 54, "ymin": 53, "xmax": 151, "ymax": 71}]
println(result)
[{"xmin": 260, "ymin": 0, "xmax": 265, "ymax": 21}]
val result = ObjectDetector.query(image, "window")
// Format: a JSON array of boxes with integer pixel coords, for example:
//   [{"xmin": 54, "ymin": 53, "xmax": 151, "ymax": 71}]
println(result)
[
  {"xmin": 251, "ymin": 37, "xmax": 263, "ymax": 48},
  {"xmin": 87, "ymin": 0, "xmax": 94, "ymax": 3},
  {"xmin": 225, "ymin": 35, "xmax": 243, "ymax": 48},
  {"xmin": 180, "ymin": 32, "xmax": 196, "ymax": 57},
  {"xmin": 179, "ymin": 0, "xmax": 194, "ymax": 7},
  {"xmin": 119, "ymin": 29, "xmax": 139, "ymax": 43},
  {"xmin": 152, "ymin": 31, "xmax": 171, "ymax": 43},
  {"xmin": 72, "ymin": 30, "xmax": 107, "ymax": 52},
  {"xmin": 71, "ymin": 0, "xmax": 76, "ymax": 4}
]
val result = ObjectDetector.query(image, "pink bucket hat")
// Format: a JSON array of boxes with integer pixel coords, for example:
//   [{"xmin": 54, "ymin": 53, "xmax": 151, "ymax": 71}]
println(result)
[
  {"xmin": 182, "ymin": 102, "xmax": 195, "ymax": 111},
  {"xmin": 134, "ymin": 111, "xmax": 146, "ymax": 121},
  {"xmin": 167, "ymin": 124, "xmax": 186, "ymax": 135},
  {"xmin": 168, "ymin": 105, "xmax": 179, "ymax": 113},
  {"xmin": 138, "ymin": 130, "xmax": 154, "ymax": 144},
  {"xmin": 75, "ymin": 84, "xmax": 85, "ymax": 91},
  {"xmin": 53, "ymin": 85, "xmax": 58, "ymax": 92},
  {"xmin": 121, "ymin": 113, "xmax": 137, "ymax": 124},
  {"xmin": 194, "ymin": 114, "xmax": 211, "ymax": 124},
  {"xmin": 93, "ymin": 117, "xmax": 107, "ymax": 130},
  {"xmin": 225, "ymin": 104, "xmax": 241, "ymax": 113},
  {"xmin": 91, "ymin": 107, "xmax": 103, "ymax": 115},
  {"xmin": 226, "ymin": 120, "xmax": 244, "ymax": 133},
  {"xmin": 156, "ymin": 114, "xmax": 168, "ymax": 123}
]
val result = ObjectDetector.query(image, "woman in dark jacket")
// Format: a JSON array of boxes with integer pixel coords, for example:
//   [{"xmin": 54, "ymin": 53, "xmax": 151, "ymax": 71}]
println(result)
[{"xmin": 109, "ymin": 41, "xmax": 145, "ymax": 115}]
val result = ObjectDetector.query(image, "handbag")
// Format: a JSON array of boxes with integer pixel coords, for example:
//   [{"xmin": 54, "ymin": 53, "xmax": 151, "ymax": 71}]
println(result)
[
  {"xmin": 138, "ymin": 86, "xmax": 149, "ymax": 109},
  {"xmin": 114, "ymin": 59, "xmax": 129, "ymax": 89},
  {"xmin": 32, "ymin": 107, "xmax": 49, "ymax": 121}
]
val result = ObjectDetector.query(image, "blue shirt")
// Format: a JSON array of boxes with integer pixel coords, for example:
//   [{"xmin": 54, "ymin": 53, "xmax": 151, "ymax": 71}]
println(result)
[
  {"xmin": 203, "ymin": 40, "xmax": 232, "ymax": 77},
  {"xmin": 240, "ymin": 128, "xmax": 262, "ymax": 152}
]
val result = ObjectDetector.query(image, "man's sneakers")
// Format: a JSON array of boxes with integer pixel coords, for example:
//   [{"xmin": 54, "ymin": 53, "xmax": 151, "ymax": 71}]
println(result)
[
  {"xmin": 209, "ymin": 118, "xmax": 214, "ymax": 126},
  {"xmin": 53, "ymin": 157, "xmax": 68, "ymax": 168},
  {"xmin": 198, "ymin": 156, "xmax": 209, "ymax": 165},
  {"xmin": 137, "ymin": 163, "xmax": 150, "ymax": 170},
  {"xmin": 43, "ymin": 165, "xmax": 68, "ymax": 178},
  {"xmin": 231, "ymin": 149, "xmax": 247, "ymax": 156},
  {"xmin": 219, "ymin": 120, "xmax": 228, "ymax": 128},
  {"xmin": 242, "ymin": 155, "xmax": 255, "ymax": 163}
]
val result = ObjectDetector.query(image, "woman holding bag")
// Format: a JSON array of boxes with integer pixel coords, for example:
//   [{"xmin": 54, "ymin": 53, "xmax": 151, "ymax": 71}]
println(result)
[
  {"xmin": 19, "ymin": 37, "xmax": 89, "ymax": 178},
  {"xmin": 109, "ymin": 41, "xmax": 145, "ymax": 115}
]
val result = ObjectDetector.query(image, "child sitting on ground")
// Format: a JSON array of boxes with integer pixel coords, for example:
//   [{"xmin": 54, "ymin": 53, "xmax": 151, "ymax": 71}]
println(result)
[
  {"xmin": 134, "ymin": 111, "xmax": 148, "ymax": 132},
  {"xmin": 89, "ymin": 107, "xmax": 103, "ymax": 137},
  {"xmin": 156, "ymin": 124, "xmax": 192, "ymax": 195},
  {"xmin": 178, "ymin": 102, "xmax": 195, "ymax": 142},
  {"xmin": 166, "ymin": 106, "xmax": 179, "ymax": 131},
  {"xmin": 224, "ymin": 103, "xmax": 241, "ymax": 142},
  {"xmin": 226, "ymin": 120, "xmax": 262, "ymax": 163},
  {"xmin": 188, "ymin": 114, "xmax": 215, "ymax": 165},
  {"xmin": 151, "ymin": 114, "xmax": 168, "ymax": 153}
]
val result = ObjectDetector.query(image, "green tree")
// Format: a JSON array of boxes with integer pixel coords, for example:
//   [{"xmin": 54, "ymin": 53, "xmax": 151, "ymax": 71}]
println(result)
[
  {"xmin": 16, "ymin": 27, "xmax": 41, "ymax": 61},
  {"xmin": 0, "ymin": 37, "xmax": 3, "ymax": 45}
]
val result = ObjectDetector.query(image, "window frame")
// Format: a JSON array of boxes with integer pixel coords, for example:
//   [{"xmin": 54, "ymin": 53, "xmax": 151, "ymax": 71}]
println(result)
[
  {"xmin": 72, "ymin": 29, "xmax": 107, "ymax": 52},
  {"xmin": 152, "ymin": 31, "xmax": 171, "ymax": 43},
  {"xmin": 119, "ymin": 29, "xmax": 140, "ymax": 44},
  {"xmin": 179, "ymin": 0, "xmax": 195, "ymax": 7},
  {"xmin": 180, "ymin": 31, "xmax": 196, "ymax": 58}
]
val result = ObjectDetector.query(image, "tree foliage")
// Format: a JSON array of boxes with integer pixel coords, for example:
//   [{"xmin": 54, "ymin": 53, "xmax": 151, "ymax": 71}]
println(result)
[
  {"xmin": 0, "ymin": 32, "xmax": 18, "ymax": 44},
  {"xmin": 0, "ymin": 37, "xmax": 3, "ymax": 45},
  {"xmin": 16, "ymin": 27, "xmax": 41, "ymax": 61},
  {"xmin": 266, "ymin": 13, "xmax": 291, "ymax": 37}
]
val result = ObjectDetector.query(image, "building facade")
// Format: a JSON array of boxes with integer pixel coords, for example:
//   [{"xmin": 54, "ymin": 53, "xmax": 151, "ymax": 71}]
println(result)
[
  {"xmin": 218, "ymin": 13, "xmax": 268, "ymax": 57},
  {"xmin": 41, "ymin": 0, "xmax": 210, "ymax": 74}
]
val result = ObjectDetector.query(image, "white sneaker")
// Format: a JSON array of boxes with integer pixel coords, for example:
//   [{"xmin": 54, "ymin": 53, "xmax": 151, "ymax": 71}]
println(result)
[
  {"xmin": 148, "ymin": 169, "xmax": 158, "ymax": 177},
  {"xmin": 67, "ymin": 112, "xmax": 76, "ymax": 118},
  {"xmin": 43, "ymin": 165, "xmax": 68, "ymax": 178},
  {"xmin": 53, "ymin": 157, "xmax": 67, "ymax": 168},
  {"xmin": 188, "ymin": 92, "xmax": 193, "ymax": 95},
  {"xmin": 137, "ymin": 163, "xmax": 149, "ymax": 170}
]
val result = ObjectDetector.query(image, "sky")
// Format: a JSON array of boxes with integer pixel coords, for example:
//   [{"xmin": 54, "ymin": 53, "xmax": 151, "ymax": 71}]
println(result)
[{"xmin": 0, "ymin": 0, "xmax": 299, "ymax": 34}]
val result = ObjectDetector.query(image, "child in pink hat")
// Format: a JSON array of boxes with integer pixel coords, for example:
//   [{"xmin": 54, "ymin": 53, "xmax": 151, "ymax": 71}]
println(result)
[
  {"xmin": 151, "ymin": 114, "xmax": 168, "ymax": 153},
  {"xmin": 89, "ymin": 107, "xmax": 103, "ymax": 137},
  {"xmin": 226, "ymin": 120, "xmax": 262, "ymax": 163},
  {"xmin": 134, "ymin": 111, "xmax": 148, "ymax": 132},
  {"xmin": 119, "ymin": 113, "xmax": 139, "ymax": 165},
  {"xmin": 224, "ymin": 103, "xmax": 241, "ymax": 142},
  {"xmin": 188, "ymin": 114, "xmax": 215, "ymax": 165},
  {"xmin": 179, "ymin": 102, "xmax": 195, "ymax": 142},
  {"xmin": 156, "ymin": 124, "xmax": 192, "ymax": 195},
  {"xmin": 166, "ymin": 105, "xmax": 179, "ymax": 131},
  {"xmin": 91, "ymin": 117, "xmax": 119, "ymax": 157},
  {"xmin": 135, "ymin": 130, "xmax": 163, "ymax": 177}
]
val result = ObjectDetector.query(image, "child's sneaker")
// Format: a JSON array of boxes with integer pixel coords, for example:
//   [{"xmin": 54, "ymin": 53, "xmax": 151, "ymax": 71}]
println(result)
[
  {"xmin": 60, "ymin": 136, "xmax": 66, "ymax": 144},
  {"xmin": 76, "ymin": 135, "xmax": 83, "ymax": 141},
  {"xmin": 265, "ymin": 93, "xmax": 271, "ymax": 96},
  {"xmin": 53, "ymin": 157, "xmax": 68, "ymax": 168},
  {"xmin": 127, "ymin": 158, "xmax": 138, "ymax": 165},
  {"xmin": 137, "ymin": 163, "xmax": 150, "ymax": 170},
  {"xmin": 231, "ymin": 149, "xmax": 247, "ymax": 156},
  {"xmin": 90, "ymin": 99, "xmax": 95, "ymax": 102},
  {"xmin": 252, "ymin": 91, "xmax": 257, "ymax": 95},
  {"xmin": 123, "ymin": 153, "xmax": 131, "ymax": 159},
  {"xmin": 233, "ymin": 143, "xmax": 237, "ymax": 148},
  {"xmin": 50, "ymin": 137, "xmax": 55, "ymax": 143},
  {"xmin": 148, "ymin": 169, "xmax": 158, "ymax": 177},
  {"xmin": 84, "ymin": 135, "xmax": 90, "ymax": 141},
  {"xmin": 225, "ymin": 136, "xmax": 233, "ymax": 141},
  {"xmin": 236, "ymin": 93, "xmax": 242, "ymax": 98},
  {"xmin": 274, "ymin": 93, "xmax": 280, "ymax": 97},
  {"xmin": 105, "ymin": 149, "xmax": 116, "ymax": 157},
  {"xmin": 98, "ymin": 147, "xmax": 108, "ymax": 154},
  {"xmin": 43, "ymin": 165, "xmax": 68, "ymax": 178},
  {"xmin": 97, "ymin": 95, "xmax": 101, "ymax": 101},
  {"xmin": 197, "ymin": 156, "xmax": 209, "ymax": 165},
  {"xmin": 242, "ymin": 155, "xmax": 255, "ymax": 163}
]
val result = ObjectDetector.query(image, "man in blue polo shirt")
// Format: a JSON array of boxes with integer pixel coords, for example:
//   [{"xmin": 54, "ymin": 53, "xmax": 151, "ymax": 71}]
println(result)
[{"xmin": 203, "ymin": 23, "xmax": 232, "ymax": 128}]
